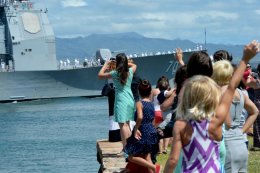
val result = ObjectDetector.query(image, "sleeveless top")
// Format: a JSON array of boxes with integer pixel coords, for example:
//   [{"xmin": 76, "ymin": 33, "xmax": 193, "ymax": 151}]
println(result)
[
  {"xmin": 224, "ymin": 89, "xmax": 246, "ymax": 141},
  {"xmin": 182, "ymin": 120, "xmax": 221, "ymax": 173}
]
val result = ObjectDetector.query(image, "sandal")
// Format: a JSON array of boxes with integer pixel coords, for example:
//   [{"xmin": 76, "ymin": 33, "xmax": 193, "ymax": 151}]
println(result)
[{"xmin": 162, "ymin": 149, "xmax": 167, "ymax": 154}]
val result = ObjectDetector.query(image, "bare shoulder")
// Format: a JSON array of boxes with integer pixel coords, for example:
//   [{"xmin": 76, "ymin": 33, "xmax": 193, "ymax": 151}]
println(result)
[
  {"xmin": 174, "ymin": 120, "xmax": 193, "ymax": 145},
  {"xmin": 208, "ymin": 118, "xmax": 222, "ymax": 141},
  {"xmin": 136, "ymin": 101, "xmax": 143, "ymax": 107},
  {"xmin": 152, "ymin": 88, "xmax": 160, "ymax": 95},
  {"xmin": 174, "ymin": 120, "xmax": 187, "ymax": 131}
]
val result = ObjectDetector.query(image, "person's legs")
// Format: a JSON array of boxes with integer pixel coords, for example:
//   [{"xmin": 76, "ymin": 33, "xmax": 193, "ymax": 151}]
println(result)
[
  {"xmin": 145, "ymin": 153, "xmax": 157, "ymax": 173},
  {"xmin": 163, "ymin": 137, "xmax": 170, "ymax": 154},
  {"xmin": 119, "ymin": 122, "xmax": 131, "ymax": 147},
  {"xmin": 128, "ymin": 154, "xmax": 156, "ymax": 173},
  {"xmin": 158, "ymin": 139, "xmax": 163, "ymax": 154}
]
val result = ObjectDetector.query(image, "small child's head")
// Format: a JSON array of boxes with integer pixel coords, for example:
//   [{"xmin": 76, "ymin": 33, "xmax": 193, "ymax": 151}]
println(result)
[
  {"xmin": 156, "ymin": 76, "xmax": 170, "ymax": 91},
  {"xmin": 211, "ymin": 60, "xmax": 234, "ymax": 86},
  {"xmin": 213, "ymin": 50, "xmax": 233, "ymax": 62},
  {"xmin": 138, "ymin": 79, "xmax": 152, "ymax": 98},
  {"xmin": 177, "ymin": 75, "xmax": 221, "ymax": 121}
]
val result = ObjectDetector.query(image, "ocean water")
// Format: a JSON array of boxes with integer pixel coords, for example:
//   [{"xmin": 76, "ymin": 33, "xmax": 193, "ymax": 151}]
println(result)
[{"xmin": 0, "ymin": 97, "xmax": 109, "ymax": 173}]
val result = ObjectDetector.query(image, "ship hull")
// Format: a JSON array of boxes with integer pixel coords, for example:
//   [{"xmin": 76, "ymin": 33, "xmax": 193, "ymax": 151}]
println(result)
[{"xmin": 0, "ymin": 52, "xmax": 193, "ymax": 102}]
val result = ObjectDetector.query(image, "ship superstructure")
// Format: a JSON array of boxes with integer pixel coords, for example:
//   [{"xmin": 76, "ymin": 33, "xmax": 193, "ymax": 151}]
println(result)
[
  {"xmin": 1, "ymin": 0, "xmax": 56, "ymax": 71},
  {"xmin": 0, "ymin": 0, "xmax": 196, "ymax": 102}
]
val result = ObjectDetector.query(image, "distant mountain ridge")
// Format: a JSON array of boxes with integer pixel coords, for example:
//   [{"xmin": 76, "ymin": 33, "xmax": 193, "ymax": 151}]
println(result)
[{"xmin": 56, "ymin": 32, "xmax": 245, "ymax": 62}]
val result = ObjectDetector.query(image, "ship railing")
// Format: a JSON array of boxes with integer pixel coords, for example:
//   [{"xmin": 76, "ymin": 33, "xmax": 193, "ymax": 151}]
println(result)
[
  {"xmin": 0, "ymin": 1, "xmax": 6, "ymax": 7},
  {"xmin": 0, "ymin": 0, "xmax": 11, "ymax": 7},
  {"xmin": 57, "ymin": 60, "xmax": 103, "ymax": 70}
]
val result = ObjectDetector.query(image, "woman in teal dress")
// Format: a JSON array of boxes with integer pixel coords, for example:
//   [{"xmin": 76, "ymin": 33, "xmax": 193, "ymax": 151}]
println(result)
[{"xmin": 98, "ymin": 53, "xmax": 137, "ymax": 147}]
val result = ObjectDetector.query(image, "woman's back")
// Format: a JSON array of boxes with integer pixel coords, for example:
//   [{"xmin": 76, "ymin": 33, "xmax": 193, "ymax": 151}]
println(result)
[
  {"xmin": 110, "ymin": 68, "xmax": 134, "ymax": 122},
  {"xmin": 224, "ymin": 89, "xmax": 245, "ymax": 140},
  {"xmin": 137, "ymin": 100, "xmax": 157, "ymax": 143},
  {"xmin": 111, "ymin": 68, "xmax": 133, "ymax": 91}
]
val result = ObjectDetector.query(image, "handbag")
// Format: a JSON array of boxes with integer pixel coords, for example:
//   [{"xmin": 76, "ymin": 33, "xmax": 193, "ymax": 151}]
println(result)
[{"xmin": 101, "ymin": 83, "xmax": 115, "ymax": 96}]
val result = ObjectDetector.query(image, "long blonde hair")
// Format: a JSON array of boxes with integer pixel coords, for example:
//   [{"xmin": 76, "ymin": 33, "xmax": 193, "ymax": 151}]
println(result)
[{"xmin": 177, "ymin": 75, "xmax": 221, "ymax": 121}]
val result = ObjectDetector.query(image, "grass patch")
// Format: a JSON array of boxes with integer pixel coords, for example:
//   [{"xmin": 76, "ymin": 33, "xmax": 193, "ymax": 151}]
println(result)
[
  {"xmin": 157, "ymin": 136, "xmax": 260, "ymax": 172},
  {"xmin": 248, "ymin": 136, "xmax": 260, "ymax": 173}
]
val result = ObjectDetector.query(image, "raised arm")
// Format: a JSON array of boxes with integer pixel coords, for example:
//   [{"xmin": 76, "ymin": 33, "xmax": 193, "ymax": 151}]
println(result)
[
  {"xmin": 164, "ymin": 88, "xmax": 176, "ymax": 98},
  {"xmin": 128, "ymin": 62, "xmax": 137, "ymax": 73},
  {"xmin": 98, "ymin": 61, "xmax": 112, "ymax": 79},
  {"xmin": 242, "ymin": 93, "xmax": 259, "ymax": 133},
  {"xmin": 210, "ymin": 40, "xmax": 259, "ymax": 139},
  {"xmin": 164, "ymin": 120, "xmax": 184, "ymax": 173},
  {"xmin": 175, "ymin": 48, "xmax": 185, "ymax": 66},
  {"xmin": 160, "ymin": 91, "xmax": 176, "ymax": 112}
]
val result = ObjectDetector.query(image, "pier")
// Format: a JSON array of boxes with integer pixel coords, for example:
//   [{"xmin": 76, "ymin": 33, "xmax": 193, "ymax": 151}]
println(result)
[{"xmin": 97, "ymin": 139, "xmax": 126, "ymax": 173}]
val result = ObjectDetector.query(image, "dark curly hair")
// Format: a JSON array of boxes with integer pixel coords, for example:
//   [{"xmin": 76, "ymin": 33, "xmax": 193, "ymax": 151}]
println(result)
[
  {"xmin": 213, "ymin": 50, "xmax": 233, "ymax": 62},
  {"xmin": 138, "ymin": 79, "xmax": 152, "ymax": 98}
]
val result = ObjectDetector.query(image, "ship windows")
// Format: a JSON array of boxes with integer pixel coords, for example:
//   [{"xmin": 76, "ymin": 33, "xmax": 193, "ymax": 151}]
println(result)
[
  {"xmin": 21, "ymin": 52, "xmax": 25, "ymax": 55},
  {"xmin": 25, "ymin": 49, "xmax": 32, "ymax": 52},
  {"xmin": 12, "ymin": 42, "xmax": 20, "ymax": 45}
]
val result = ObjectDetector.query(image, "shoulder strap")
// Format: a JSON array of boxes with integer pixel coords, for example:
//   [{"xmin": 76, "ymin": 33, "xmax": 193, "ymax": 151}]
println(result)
[
  {"xmin": 237, "ymin": 89, "xmax": 245, "ymax": 107},
  {"xmin": 232, "ymin": 89, "xmax": 244, "ymax": 121}
]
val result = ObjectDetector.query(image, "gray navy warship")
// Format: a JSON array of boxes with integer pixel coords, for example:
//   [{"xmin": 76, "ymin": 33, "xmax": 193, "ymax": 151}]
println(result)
[{"xmin": 0, "ymin": 0, "xmax": 196, "ymax": 102}]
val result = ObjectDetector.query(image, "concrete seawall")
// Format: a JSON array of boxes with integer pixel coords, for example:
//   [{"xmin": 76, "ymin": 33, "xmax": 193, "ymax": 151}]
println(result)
[{"xmin": 96, "ymin": 139, "xmax": 126, "ymax": 173}]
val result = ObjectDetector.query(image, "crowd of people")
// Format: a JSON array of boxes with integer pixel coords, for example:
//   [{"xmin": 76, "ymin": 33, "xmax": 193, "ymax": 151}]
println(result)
[{"xmin": 98, "ymin": 40, "xmax": 260, "ymax": 173}]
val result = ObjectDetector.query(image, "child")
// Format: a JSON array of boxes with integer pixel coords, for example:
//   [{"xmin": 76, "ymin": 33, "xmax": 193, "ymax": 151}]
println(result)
[
  {"xmin": 98, "ymin": 53, "xmax": 137, "ymax": 147},
  {"xmin": 152, "ymin": 76, "xmax": 174, "ymax": 154},
  {"xmin": 164, "ymin": 40, "xmax": 259, "ymax": 173},
  {"xmin": 124, "ymin": 79, "xmax": 160, "ymax": 173}
]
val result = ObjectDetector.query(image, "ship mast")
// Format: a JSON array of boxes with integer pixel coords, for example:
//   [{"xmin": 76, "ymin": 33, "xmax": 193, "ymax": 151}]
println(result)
[{"xmin": 204, "ymin": 27, "xmax": 207, "ymax": 50}]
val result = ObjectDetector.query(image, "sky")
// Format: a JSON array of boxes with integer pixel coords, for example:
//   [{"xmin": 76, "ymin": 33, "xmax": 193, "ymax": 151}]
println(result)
[{"xmin": 34, "ymin": 0, "xmax": 260, "ymax": 45}]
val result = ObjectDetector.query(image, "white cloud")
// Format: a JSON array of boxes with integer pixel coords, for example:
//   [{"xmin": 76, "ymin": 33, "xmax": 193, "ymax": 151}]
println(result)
[
  {"xmin": 61, "ymin": 0, "xmax": 88, "ymax": 7},
  {"xmin": 244, "ymin": 0, "xmax": 257, "ymax": 4},
  {"xmin": 255, "ymin": 9, "xmax": 260, "ymax": 15},
  {"xmin": 38, "ymin": 0, "xmax": 260, "ymax": 44}
]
